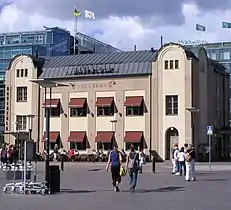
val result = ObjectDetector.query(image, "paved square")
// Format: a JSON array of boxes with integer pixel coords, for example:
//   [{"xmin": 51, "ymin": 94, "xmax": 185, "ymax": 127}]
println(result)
[{"xmin": 0, "ymin": 162, "xmax": 231, "ymax": 210}]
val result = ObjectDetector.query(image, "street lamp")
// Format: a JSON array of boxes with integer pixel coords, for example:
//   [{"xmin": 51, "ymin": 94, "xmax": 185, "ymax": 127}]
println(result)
[
  {"xmin": 110, "ymin": 120, "xmax": 117, "ymax": 148},
  {"xmin": 186, "ymin": 107, "xmax": 199, "ymax": 146},
  {"xmin": 15, "ymin": 121, "xmax": 21, "ymax": 160},
  {"xmin": 27, "ymin": 114, "xmax": 36, "ymax": 181},
  {"xmin": 29, "ymin": 79, "xmax": 66, "ymax": 193}
]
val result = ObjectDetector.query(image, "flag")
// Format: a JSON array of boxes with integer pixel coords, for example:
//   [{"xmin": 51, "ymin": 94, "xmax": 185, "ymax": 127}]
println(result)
[
  {"xmin": 222, "ymin": 21, "xmax": 231, "ymax": 28},
  {"xmin": 85, "ymin": 10, "xmax": 95, "ymax": 19},
  {"xmin": 196, "ymin": 24, "xmax": 206, "ymax": 31},
  {"xmin": 74, "ymin": 6, "xmax": 81, "ymax": 17}
]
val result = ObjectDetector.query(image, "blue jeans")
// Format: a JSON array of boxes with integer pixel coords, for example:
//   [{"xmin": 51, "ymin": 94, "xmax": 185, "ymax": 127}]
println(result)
[{"xmin": 129, "ymin": 170, "xmax": 138, "ymax": 191}]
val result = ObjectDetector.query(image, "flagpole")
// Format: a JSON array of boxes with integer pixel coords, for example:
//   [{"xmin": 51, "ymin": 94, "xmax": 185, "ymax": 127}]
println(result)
[{"xmin": 74, "ymin": 15, "xmax": 78, "ymax": 55}]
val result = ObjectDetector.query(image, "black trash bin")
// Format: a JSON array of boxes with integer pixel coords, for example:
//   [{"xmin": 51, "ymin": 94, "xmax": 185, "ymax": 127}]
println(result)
[{"xmin": 49, "ymin": 165, "xmax": 60, "ymax": 194}]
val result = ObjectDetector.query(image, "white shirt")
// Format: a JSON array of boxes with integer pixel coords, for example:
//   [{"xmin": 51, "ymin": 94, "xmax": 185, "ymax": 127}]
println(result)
[{"xmin": 177, "ymin": 152, "xmax": 185, "ymax": 161}]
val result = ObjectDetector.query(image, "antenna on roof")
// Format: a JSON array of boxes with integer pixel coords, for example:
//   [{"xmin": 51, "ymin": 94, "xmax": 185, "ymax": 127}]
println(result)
[{"xmin": 134, "ymin": 45, "xmax": 137, "ymax": 51}]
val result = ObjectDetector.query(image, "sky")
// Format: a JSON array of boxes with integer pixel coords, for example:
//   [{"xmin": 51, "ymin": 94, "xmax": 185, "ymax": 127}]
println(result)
[{"xmin": 1, "ymin": 0, "xmax": 231, "ymax": 50}]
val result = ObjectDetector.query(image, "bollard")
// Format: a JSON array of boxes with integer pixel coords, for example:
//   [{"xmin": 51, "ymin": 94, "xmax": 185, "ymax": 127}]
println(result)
[
  {"xmin": 152, "ymin": 156, "xmax": 155, "ymax": 173},
  {"xmin": 60, "ymin": 155, "xmax": 64, "ymax": 171}
]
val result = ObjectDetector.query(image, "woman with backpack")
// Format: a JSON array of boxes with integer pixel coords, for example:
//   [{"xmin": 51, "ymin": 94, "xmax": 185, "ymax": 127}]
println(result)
[
  {"xmin": 126, "ymin": 144, "xmax": 140, "ymax": 193},
  {"xmin": 106, "ymin": 145, "xmax": 123, "ymax": 192}
]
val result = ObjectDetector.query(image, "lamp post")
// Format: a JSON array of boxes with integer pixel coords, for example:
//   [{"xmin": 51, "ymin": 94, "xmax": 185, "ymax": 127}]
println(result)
[
  {"xmin": 27, "ymin": 114, "xmax": 36, "ymax": 181},
  {"xmin": 29, "ymin": 79, "xmax": 66, "ymax": 193},
  {"xmin": 110, "ymin": 119, "xmax": 117, "ymax": 146},
  {"xmin": 186, "ymin": 107, "xmax": 199, "ymax": 146},
  {"xmin": 15, "ymin": 121, "xmax": 21, "ymax": 160}
]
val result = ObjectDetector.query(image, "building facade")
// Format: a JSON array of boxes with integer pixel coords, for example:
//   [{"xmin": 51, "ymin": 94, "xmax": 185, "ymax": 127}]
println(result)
[
  {"xmin": 4, "ymin": 43, "xmax": 230, "ymax": 161},
  {"xmin": 0, "ymin": 27, "xmax": 71, "ymax": 134}
]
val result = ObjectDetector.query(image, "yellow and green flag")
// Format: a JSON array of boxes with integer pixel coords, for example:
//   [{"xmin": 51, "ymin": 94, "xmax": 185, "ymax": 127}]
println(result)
[{"xmin": 74, "ymin": 6, "xmax": 81, "ymax": 17}]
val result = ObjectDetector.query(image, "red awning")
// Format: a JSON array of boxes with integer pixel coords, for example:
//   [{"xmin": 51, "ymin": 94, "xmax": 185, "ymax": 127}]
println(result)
[
  {"xmin": 124, "ymin": 131, "xmax": 143, "ymax": 142},
  {"xmin": 42, "ymin": 132, "xmax": 60, "ymax": 142},
  {"xmin": 124, "ymin": 96, "xmax": 143, "ymax": 107},
  {"xmin": 95, "ymin": 131, "xmax": 114, "ymax": 143},
  {"xmin": 95, "ymin": 97, "xmax": 114, "ymax": 107},
  {"xmin": 43, "ymin": 99, "xmax": 60, "ymax": 108},
  {"xmin": 69, "ymin": 98, "xmax": 86, "ymax": 108},
  {"xmin": 68, "ymin": 131, "xmax": 86, "ymax": 142}
]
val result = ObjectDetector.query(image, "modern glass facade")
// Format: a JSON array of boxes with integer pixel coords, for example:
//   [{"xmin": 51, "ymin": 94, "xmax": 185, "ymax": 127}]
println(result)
[
  {"xmin": 203, "ymin": 42, "xmax": 231, "ymax": 76},
  {"xmin": 201, "ymin": 42, "xmax": 231, "ymax": 123},
  {"xmin": 73, "ymin": 32, "xmax": 122, "ymax": 54},
  {"xmin": 0, "ymin": 27, "xmax": 71, "ymax": 133}
]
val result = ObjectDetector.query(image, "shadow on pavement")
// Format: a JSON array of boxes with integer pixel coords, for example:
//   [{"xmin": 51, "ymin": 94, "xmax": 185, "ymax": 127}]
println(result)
[
  {"xmin": 60, "ymin": 189, "xmax": 96, "ymax": 194},
  {"xmin": 200, "ymin": 178, "xmax": 228, "ymax": 182},
  {"xmin": 88, "ymin": 169, "xmax": 103, "ymax": 172},
  {"xmin": 123, "ymin": 186, "xmax": 185, "ymax": 193}
]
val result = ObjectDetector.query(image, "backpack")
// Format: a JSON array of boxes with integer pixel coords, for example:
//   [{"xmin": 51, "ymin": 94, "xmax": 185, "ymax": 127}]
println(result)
[
  {"xmin": 128, "ymin": 152, "xmax": 139, "ymax": 169},
  {"xmin": 185, "ymin": 152, "xmax": 192, "ymax": 162}
]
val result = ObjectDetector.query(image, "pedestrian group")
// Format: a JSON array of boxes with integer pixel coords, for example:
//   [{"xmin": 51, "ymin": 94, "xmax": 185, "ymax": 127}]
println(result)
[
  {"xmin": 106, "ymin": 144, "xmax": 145, "ymax": 193},
  {"xmin": 171, "ymin": 143, "xmax": 196, "ymax": 181}
]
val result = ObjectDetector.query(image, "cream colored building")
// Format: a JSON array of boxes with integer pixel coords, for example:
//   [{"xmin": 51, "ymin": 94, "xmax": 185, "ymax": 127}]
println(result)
[{"xmin": 4, "ymin": 43, "xmax": 230, "ymax": 161}]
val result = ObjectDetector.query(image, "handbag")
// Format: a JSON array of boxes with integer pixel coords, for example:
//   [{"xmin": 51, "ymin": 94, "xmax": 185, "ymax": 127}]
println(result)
[{"xmin": 120, "ymin": 166, "xmax": 126, "ymax": 176}]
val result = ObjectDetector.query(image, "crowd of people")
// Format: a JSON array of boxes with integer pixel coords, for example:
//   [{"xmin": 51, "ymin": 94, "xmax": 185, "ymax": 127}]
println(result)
[
  {"xmin": 171, "ymin": 143, "xmax": 196, "ymax": 181},
  {"xmin": 0, "ymin": 144, "xmax": 19, "ymax": 165},
  {"xmin": 105, "ymin": 143, "xmax": 197, "ymax": 193}
]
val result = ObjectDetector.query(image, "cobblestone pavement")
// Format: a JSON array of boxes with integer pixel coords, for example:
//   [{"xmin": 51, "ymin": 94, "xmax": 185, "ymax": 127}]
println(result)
[{"xmin": 0, "ymin": 162, "xmax": 231, "ymax": 210}]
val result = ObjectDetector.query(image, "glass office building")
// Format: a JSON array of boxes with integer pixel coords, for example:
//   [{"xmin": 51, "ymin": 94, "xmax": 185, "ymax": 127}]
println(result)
[
  {"xmin": 201, "ymin": 42, "xmax": 231, "ymax": 124},
  {"xmin": 73, "ymin": 32, "xmax": 122, "ymax": 54},
  {"xmin": 203, "ymin": 42, "xmax": 231, "ymax": 75},
  {"xmin": 0, "ymin": 27, "xmax": 71, "ymax": 133}
]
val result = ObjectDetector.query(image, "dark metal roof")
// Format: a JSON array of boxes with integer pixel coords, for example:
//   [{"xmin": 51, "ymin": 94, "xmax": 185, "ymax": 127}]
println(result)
[
  {"xmin": 39, "ymin": 50, "xmax": 157, "ymax": 79},
  {"xmin": 43, "ymin": 50, "xmax": 156, "ymax": 67}
]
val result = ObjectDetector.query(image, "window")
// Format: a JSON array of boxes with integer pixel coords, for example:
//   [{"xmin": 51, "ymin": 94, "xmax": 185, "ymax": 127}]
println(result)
[
  {"xmin": 70, "ymin": 106, "xmax": 87, "ymax": 117},
  {"xmin": 16, "ymin": 69, "xmax": 20, "ymax": 77},
  {"xmin": 0, "ymin": 115, "xmax": 4, "ymax": 123},
  {"xmin": 164, "ymin": 60, "xmax": 169, "ymax": 69},
  {"xmin": 222, "ymin": 51, "xmax": 230, "ymax": 60},
  {"xmin": 50, "ymin": 106, "xmax": 61, "ymax": 117},
  {"xmin": 24, "ymin": 69, "xmax": 28, "ymax": 77},
  {"xmin": 20, "ymin": 69, "xmax": 24, "ymax": 77},
  {"xmin": 16, "ymin": 87, "xmax": 27, "ymax": 102},
  {"xmin": 70, "ymin": 142, "xmax": 86, "ymax": 150},
  {"xmin": 126, "ymin": 106, "xmax": 143, "ymax": 116},
  {"xmin": 16, "ymin": 115, "xmax": 27, "ymax": 130},
  {"xmin": 170, "ymin": 60, "xmax": 174, "ymax": 69},
  {"xmin": 165, "ymin": 95, "xmax": 178, "ymax": 115},
  {"xmin": 210, "ymin": 52, "xmax": 217, "ymax": 60},
  {"xmin": 97, "ymin": 105, "xmax": 114, "ymax": 116},
  {"xmin": 97, "ymin": 142, "xmax": 111, "ymax": 150},
  {"xmin": 175, "ymin": 60, "xmax": 179, "ymax": 69}
]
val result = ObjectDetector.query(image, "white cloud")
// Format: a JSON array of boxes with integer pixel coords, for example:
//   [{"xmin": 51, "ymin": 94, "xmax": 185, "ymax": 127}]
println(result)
[{"xmin": 1, "ymin": 2, "xmax": 231, "ymax": 50}]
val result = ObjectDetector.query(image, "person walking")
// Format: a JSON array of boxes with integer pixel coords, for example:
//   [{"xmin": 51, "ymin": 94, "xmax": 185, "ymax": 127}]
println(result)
[
  {"xmin": 106, "ymin": 145, "xmax": 122, "ymax": 192},
  {"xmin": 126, "ymin": 144, "xmax": 140, "ymax": 193},
  {"xmin": 177, "ymin": 147, "xmax": 186, "ymax": 176}
]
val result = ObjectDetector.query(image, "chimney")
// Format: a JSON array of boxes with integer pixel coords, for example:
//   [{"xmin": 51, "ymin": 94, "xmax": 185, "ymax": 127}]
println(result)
[{"xmin": 134, "ymin": 45, "xmax": 137, "ymax": 51}]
